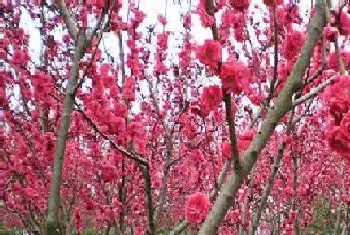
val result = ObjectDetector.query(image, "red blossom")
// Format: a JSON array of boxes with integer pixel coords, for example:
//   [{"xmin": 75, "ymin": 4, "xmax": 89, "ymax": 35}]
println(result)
[
  {"xmin": 323, "ymin": 26, "xmax": 339, "ymax": 42},
  {"xmin": 328, "ymin": 51, "xmax": 350, "ymax": 71},
  {"xmin": 324, "ymin": 75, "xmax": 350, "ymax": 124},
  {"xmin": 264, "ymin": 0, "xmax": 283, "ymax": 6},
  {"xmin": 238, "ymin": 130, "xmax": 255, "ymax": 154},
  {"xmin": 282, "ymin": 30, "xmax": 305, "ymax": 61},
  {"xmin": 122, "ymin": 77, "xmax": 136, "ymax": 101},
  {"xmin": 201, "ymin": 85, "xmax": 223, "ymax": 115},
  {"xmin": 339, "ymin": 9, "xmax": 350, "ymax": 35},
  {"xmin": 190, "ymin": 149, "xmax": 205, "ymax": 162},
  {"xmin": 196, "ymin": 39, "xmax": 222, "ymax": 70},
  {"xmin": 11, "ymin": 49, "xmax": 25, "ymax": 64},
  {"xmin": 220, "ymin": 60, "xmax": 249, "ymax": 93},
  {"xmin": 195, "ymin": 6, "xmax": 215, "ymax": 28},
  {"xmin": 185, "ymin": 192, "xmax": 211, "ymax": 224},
  {"xmin": 328, "ymin": 126, "xmax": 350, "ymax": 161},
  {"xmin": 221, "ymin": 141, "xmax": 232, "ymax": 159},
  {"xmin": 229, "ymin": 0, "xmax": 250, "ymax": 11}
]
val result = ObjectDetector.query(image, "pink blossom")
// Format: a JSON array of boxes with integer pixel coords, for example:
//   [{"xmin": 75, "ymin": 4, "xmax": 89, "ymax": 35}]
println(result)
[
  {"xmin": 196, "ymin": 39, "xmax": 222, "ymax": 71},
  {"xmin": 229, "ymin": 0, "xmax": 250, "ymax": 11},
  {"xmin": 340, "ymin": 10, "xmax": 350, "ymax": 35},
  {"xmin": 282, "ymin": 30, "xmax": 305, "ymax": 61},
  {"xmin": 324, "ymin": 76, "xmax": 350, "ymax": 124},
  {"xmin": 264, "ymin": 0, "xmax": 283, "ymax": 6},
  {"xmin": 220, "ymin": 60, "xmax": 249, "ymax": 93},
  {"xmin": 185, "ymin": 192, "xmax": 211, "ymax": 224},
  {"xmin": 323, "ymin": 26, "xmax": 339, "ymax": 42},
  {"xmin": 195, "ymin": 7, "xmax": 215, "ymax": 28},
  {"xmin": 221, "ymin": 141, "xmax": 232, "ymax": 160},
  {"xmin": 328, "ymin": 126, "xmax": 350, "ymax": 161},
  {"xmin": 201, "ymin": 85, "xmax": 222, "ymax": 115}
]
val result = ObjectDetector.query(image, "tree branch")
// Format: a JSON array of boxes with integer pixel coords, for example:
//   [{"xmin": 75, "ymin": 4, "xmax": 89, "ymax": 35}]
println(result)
[
  {"xmin": 141, "ymin": 165, "xmax": 156, "ymax": 235},
  {"xmin": 248, "ymin": 141, "xmax": 286, "ymax": 235},
  {"xmin": 292, "ymin": 77, "xmax": 333, "ymax": 107},
  {"xmin": 54, "ymin": 0, "xmax": 78, "ymax": 40},
  {"xmin": 46, "ymin": 32, "xmax": 87, "ymax": 234},
  {"xmin": 198, "ymin": 1, "xmax": 327, "ymax": 233}
]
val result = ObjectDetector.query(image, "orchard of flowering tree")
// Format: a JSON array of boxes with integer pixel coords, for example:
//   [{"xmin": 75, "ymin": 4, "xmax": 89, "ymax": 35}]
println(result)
[{"xmin": 2, "ymin": 0, "xmax": 350, "ymax": 234}]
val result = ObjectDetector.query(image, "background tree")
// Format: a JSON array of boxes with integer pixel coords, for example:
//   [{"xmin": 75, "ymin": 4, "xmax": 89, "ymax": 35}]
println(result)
[{"xmin": 2, "ymin": 0, "xmax": 350, "ymax": 234}]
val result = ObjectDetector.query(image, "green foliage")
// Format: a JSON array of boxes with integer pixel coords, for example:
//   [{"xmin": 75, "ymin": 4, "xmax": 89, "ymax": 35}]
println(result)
[
  {"xmin": 304, "ymin": 199, "xmax": 339, "ymax": 234},
  {"xmin": 46, "ymin": 221, "xmax": 62, "ymax": 235},
  {"xmin": 83, "ymin": 228, "xmax": 99, "ymax": 235}
]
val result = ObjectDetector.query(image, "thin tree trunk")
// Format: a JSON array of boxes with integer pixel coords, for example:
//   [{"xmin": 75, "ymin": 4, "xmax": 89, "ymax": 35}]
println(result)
[
  {"xmin": 46, "ymin": 33, "xmax": 86, "ymax": 234},
  {"xmin": 292, "ymin": 153, "xmax": 300, "ymax": 235},
  {"xmin": 249, "ymin": 142, "xmax": 286, "ymax": 235},
  {"xmin": 239, "ymin": 167, "xmax": 257, "ymax": 235},
  {"xmin": 142, "ymin": 165, "xmax": 156, "ymax": 235}
]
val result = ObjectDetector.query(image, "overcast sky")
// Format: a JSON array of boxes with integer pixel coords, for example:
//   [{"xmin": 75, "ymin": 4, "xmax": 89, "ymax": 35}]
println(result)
[{"xmin": 14, "ymin": 0, "xmax": 313, "ymax": 114}]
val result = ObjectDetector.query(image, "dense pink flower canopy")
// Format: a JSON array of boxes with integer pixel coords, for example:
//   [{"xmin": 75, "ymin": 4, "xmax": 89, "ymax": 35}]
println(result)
[
  {"xmin": 325, "ymin": 76, "xmax": 350, "ymax": 160},
  {"xmin": 2, "ymin": 0, "xmax": 350, "ymax": 234}
]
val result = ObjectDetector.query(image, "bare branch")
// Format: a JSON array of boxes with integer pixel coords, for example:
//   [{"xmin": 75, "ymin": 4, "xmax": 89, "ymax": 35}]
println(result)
[
  {"xmin": 169, "ymin": 221, "xmax": 189, "ymax": 235},
  {"xmin": 249, "ymin": 141, "xmax": 286, "ymax": 235},
  {"xmin": 292, "ymin": 97, "xmax": 315, "ymax": 126},
  {"xmin": 54, "ymin": 0, "xmax": 78, "ymax": 40},
  {"xmin": 292, "ymin": 77, "xmax": 333, "ymax": 107},
  {"xmin": 209, "ymin": 159, "xmax": 232, "ymax": 200},
  {"xmin": 75, "ymin": 107, "xmax": 149, "ymax": 166},
  {"xmin": 141, "ymin": 165, "xmax": 156, "ymax": 235}
]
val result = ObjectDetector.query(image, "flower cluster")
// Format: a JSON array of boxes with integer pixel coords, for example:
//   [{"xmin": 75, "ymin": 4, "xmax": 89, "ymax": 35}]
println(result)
[
  {"xmin": 263, "ymin": 0, "xmax": 283, "ymax": 7},
  {"xmin": 328, "ymin": 51, "xmax": 350, "ymax": 72},
  {"xmin": 281, "ymin": 30, "xmax": 305, "ymax": 61},
  {"xmin": 229, "ymin": 0, "xmax": 250, "ymax": 12},
  {"xmin": 339, "ymin": 9, "xmax": 350, "ymax": 36},
  {"xmin": 220, "ymin": 60, "xmax": 249, "ymax": 94},
  {"xmin": 196, "ymin": 39, "xmax": 222, "ymax": 71},
  {"xmin": 324, "ymin": 76, "xmax": 350, "ymax": 160},
  {"xmin": 201, "ymin": 85, "xmax": 223, "ymax": 116},
  {"xmin": 185, "ymin": 192, "xmax": 211, "ymax": 224}
]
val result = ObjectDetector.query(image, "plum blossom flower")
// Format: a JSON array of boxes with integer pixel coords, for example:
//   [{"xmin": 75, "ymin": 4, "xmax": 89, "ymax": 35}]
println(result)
[
  {"xmin": 229, "ymin": 0, "xmax": 250, "ymax": 11},
  {"xmin": 221, "ymin": 141, "xmax": 232, "ymax": 160},
  {"xmin": 196, "ymin": 39, "xmax": 222, "ymax": 71},
  {"xmin": 264, "ymin": 0, "xmax": 283, "ymax": 6},
  {"xmin": 328, "ymin": 126, "xmax": 350, "ymax": 161},
  {"xmin": 238, "ymin": 130, "xmax": 255, "ymax": 154},
  {"xmin": 11, "ymin": 49, "xmax": 25, "ymax": 64},
  {"xmin": 220, "ymin": 60, "xmax": 249, "ymax": 93},
  {"xmin": 195, "ymin": 7, "xmax": 215, "ymax": 28},
  {"xmin": 282, "ymin": 30, "xmax": 305, "ymax": 61},
  {"xmin": 190, "ymin": 149, "xmax": 205, "ymax": 162},
  {"xmin": 201, "ymin": 85, "xmax": 222, "ymax": 115},
  {"xmin": 340, "ymin": 9, "xmax": 350, "ymax": 35},
  {"xmin": 328, "ymin": 51, "xmax": 350, "ymax": 71},
  {"xmin": 323, "ymin": 26, "xmax": 339, "ymax": 42},
  {"xmin": 324, "ymin": 75, "xmax": 350, "ymax": 124},
  {"xmin": 185, "ymin": 192, "xmax": 211, "ymax": 224}
]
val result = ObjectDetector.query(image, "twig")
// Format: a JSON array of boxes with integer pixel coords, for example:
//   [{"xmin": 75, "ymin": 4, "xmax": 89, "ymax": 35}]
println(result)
[
  {"xmin": 54, "ymin": 0, "xmax": 78, "ymax": 40},
  {"xmin": 292, "ymin": 77, "xmax": 333, "ymax": 107}
]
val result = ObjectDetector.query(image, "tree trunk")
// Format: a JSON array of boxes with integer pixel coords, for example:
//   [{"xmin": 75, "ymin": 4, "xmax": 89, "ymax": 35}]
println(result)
[
  {"xmin": 198, "ymin": 1, "xmax": 327, "ymax": 233},
  {"xmin": 249, "ymin": 142, "xmax": 286, "ymax": 235},
  {"xmin": 46, "ymin": 33, "xmax": 86, "ymax": 235}
]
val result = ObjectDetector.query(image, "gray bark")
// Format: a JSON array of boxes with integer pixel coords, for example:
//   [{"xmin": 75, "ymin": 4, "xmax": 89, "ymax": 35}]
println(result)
[{"xmin": 46, "ymin": 33, "xmax": 87, "ymax": 234}]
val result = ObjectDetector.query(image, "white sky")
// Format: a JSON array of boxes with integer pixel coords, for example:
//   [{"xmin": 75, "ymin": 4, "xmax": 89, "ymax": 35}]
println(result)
[
  {"xmin": 13, "ymin": 0, "xmax": 312, "ymax": 115},
  {"xmin": 20, "ymin": 0, "xmax": 312, "ymax": 62}
]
